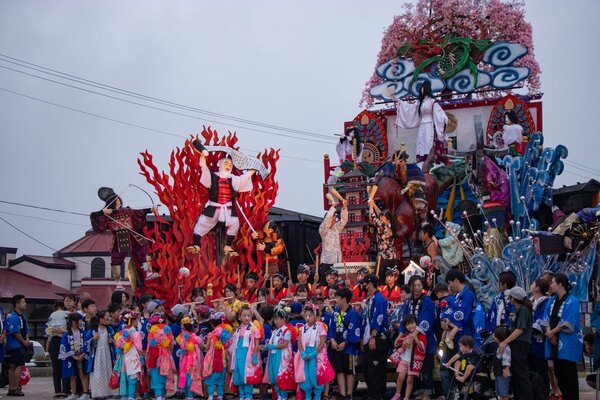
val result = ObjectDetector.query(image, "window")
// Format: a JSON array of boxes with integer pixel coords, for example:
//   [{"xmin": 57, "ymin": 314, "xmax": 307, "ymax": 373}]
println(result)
[
  {"xmin": 90, "ymin": 257, "xmax": 106, "ymax": 278},
  {"xmin": 0, "ymin": 253, "xmax": 6, "ymax": 267}
]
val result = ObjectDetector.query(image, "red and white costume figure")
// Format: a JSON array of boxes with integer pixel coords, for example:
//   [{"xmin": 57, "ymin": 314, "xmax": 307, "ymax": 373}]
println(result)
[{"xmin": 190, "ymin": 153, "xmax": 254, "ymax": 253}]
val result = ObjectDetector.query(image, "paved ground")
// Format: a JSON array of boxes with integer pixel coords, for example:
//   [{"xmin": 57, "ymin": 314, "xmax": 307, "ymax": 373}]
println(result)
[{"xmin": 2, "ymin": 376, "xmax": 597, "ymax": 399}]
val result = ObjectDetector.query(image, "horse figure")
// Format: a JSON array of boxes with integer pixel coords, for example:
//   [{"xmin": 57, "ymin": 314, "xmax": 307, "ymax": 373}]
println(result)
[{"xmin": 373, "ymin": 174, "xmax": 443, "ymax": 265}]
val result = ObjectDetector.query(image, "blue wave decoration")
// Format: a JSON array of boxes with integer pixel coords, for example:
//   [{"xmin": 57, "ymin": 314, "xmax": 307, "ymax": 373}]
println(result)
[
  {"xmin": 491, "ymin": 67, "xmax": 531, "ymax": 89},
  {"xmin": 369, "ymin": 81, "xmax": 409, "ymax": 101},
  {"xmin": 372, "ymin": 41, "xmax": 533, "ymax": 99},
  {"xmin": 376, "ymin": 58, "xmax": 415, "ymax": 81},
  {"xmin": 483, "ymin": 42, "xmax": 528, "ymax": 67},
  {"xmin": 447, "ymin": 69, "xmax": 491, "ymax": 93}
]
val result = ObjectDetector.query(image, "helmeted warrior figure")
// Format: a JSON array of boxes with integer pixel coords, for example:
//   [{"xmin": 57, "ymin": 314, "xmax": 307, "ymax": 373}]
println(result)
[{"xmin": 90, "ymin": 187, "xmax": 158, "ymax": 287}]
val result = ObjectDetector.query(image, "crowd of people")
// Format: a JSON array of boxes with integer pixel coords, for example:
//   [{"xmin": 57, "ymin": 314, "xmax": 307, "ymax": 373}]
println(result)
[{"xmin": 0, "ymin": 259, "xmax": 588, "ymax": 400}]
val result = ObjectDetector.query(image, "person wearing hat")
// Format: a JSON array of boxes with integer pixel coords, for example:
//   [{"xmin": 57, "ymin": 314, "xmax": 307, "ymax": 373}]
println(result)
[
  {"xmin": 359, "ymin": 274, "xmax": 389, "ymax": 400},
  {"xmin": 379, "ymin": 266, "xmax": 402, "ymax": 302},
  {"xmin": 498, "ymin": 286, "xmax": 533, "ymax": 400},
  {"xmin": 268, "ymin": 273, "xmax": 288, "ymax": 305},
  {"xmin": 289, "ymin": 264, "xmax": 312, "ymax": 299},
  {"xmin": 147, "ymin": 300, "xmax": 165, "ymax": 315},
  {"xmin": 318, "ymin": 197, "xmax": 348, "ymax": 286},
  {"xmin": 187, "ymin": 143, "xmax": 255, "ymax": 256},
  {"xmin": 243, "ymin": 272, "xmax": 260, "ymax": 303},
  {"xmin": 90, "ymin": 187, "xmax": 158, "ymax": 287}
]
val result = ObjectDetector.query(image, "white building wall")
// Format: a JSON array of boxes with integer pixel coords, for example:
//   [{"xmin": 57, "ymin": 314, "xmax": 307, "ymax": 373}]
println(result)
[{"xmin": 10, "ymin": 262, "xmax": 71, "ymax": 290}]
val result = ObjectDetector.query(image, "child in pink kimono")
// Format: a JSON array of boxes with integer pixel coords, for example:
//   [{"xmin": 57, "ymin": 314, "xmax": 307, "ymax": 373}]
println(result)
[
  {"xmin": 146, "ymin": 314, "xmax": 175, "ymax": 400},
  {"xmin": 229, "ymin": 305, "xmax": 264, "ymax": 400},
  {"xmin": 113, "ymin": 311, "xmax": 143, "ymax": 400},
  {"xmin": 203, "ymin": 313, "xmax": 233, "ymax": 400},
  {"xmin": 175, "ymin": 316, "xmax": 204, "ymax": 400},
  {"xmin": 296, "ymin": 303, "xmax": 328, "ymax": 400}
]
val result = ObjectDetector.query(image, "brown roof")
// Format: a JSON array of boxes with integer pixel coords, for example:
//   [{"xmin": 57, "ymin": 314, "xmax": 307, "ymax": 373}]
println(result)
[
  {"xmin": 76, "ymin": 280, "xmax": 133, "ymax": 308},
  {"xmin": 54, "ymin": 230, "xmax": 113, "ymax": 257},
  {"xmin": 0, "ymin": 269, "xmax": 68, "ymax": 302},
  {"xmin": 10, "ymin": 255, "xmax": 76, "ymax": 270}
]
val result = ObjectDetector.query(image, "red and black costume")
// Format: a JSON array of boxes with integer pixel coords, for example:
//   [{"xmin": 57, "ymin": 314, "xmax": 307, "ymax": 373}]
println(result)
[{"xmin": 90, "ymin": 187, "xmax": 152, "ymax": 282}]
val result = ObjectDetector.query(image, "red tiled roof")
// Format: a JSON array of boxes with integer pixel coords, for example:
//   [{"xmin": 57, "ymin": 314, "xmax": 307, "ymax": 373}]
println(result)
[
  {"xmin": 10, "ymin": 255, "xmax": 76, "ymax": 270},
  {"xmin": 76, "ymin": 280, "xmax": 133, "ymax": 308},
  {"xmin": 55, "ymin": 230, "xmax": 113, "ymax": 256},
  {"xmin": 0, "ymin": 269, "xmax": 68, "ymax": 301}
]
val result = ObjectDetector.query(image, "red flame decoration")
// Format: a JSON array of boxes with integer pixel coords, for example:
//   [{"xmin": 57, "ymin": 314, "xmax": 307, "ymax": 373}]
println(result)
[{"xmin": 137, "ymin": 128, "xmax": 279, "ymax": 306}]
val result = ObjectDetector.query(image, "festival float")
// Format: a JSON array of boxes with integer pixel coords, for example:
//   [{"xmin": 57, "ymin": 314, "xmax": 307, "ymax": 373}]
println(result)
[
  {"xmin": 104, "ymin": 0, "xmax": 600, "ymax": 318},
  {"xmin": 323, "ymin": 0, "xmax": 599, "ymax": 310}
]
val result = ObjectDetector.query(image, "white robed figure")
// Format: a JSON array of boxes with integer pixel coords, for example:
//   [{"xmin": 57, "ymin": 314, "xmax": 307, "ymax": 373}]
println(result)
[
  {"xmin": 394, "ymin": 80, "xmax": 448, "ymax": 167},
  {"xmin": 188, "ymin": 141, "xmax": 255, "ymax": 254}
]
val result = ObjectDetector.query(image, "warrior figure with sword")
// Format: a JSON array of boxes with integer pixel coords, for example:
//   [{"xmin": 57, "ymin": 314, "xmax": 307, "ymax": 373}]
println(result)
[
  {"xmin": 187, "ymin": 140, "xmax": 260, "ymax": 255},
  {"xmin": 90, "ymin": 187, "xmax": 159, "ymax": 288}
]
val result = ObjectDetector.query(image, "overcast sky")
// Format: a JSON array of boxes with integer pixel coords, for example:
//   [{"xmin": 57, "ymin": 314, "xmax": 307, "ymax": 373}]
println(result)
[{"xmin": 0, "ymin": 0, "xmax": 599, "ymax": 257}]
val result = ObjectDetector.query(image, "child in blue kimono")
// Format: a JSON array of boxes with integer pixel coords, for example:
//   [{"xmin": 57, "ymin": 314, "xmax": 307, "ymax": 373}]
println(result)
[{"xmin": 59, "ymin": 312, "xmax": 90, "ymax": 400}]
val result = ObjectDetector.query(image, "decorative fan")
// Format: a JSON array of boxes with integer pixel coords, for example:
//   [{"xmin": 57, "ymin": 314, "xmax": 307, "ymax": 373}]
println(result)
[
  {"xmin": 362, "ymin": 142, "xmax": 382, "ymax": 163},
  {"xmin": 571, "ymin": 222, "xmax": 599, "ymax": 242}
]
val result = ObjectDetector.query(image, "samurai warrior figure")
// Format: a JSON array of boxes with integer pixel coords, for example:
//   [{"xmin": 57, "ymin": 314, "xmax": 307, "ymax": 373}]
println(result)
[
  {"xmin": 90, "ymin": 187, "xmax": 158, "ymax": 287},
  {"xmin": 375, "ymin": 145, "xmax": 428, "ymax": 221},
  {"xmin": 187, "ymin": 141, "xmax": 255, "ymax": 255}
]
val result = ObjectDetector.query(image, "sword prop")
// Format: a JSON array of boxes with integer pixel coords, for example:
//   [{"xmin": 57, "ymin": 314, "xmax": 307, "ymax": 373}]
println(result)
[
  {"xmin": 192, "ymin": 140, "xmax": 269, "ymax": 179},
  {"xmin": 235, "ymin": 200, "xmax": 257, "ymax": 234}
]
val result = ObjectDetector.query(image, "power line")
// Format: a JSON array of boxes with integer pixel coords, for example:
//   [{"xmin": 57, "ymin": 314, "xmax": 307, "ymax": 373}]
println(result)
[
  {"xmin": 564, "ymin": 159, "xmax": 600, "ymax": 176},
  {"xmin": 0, "ymin": 53, "xmax": 335, "ymax": 140},
  {"xmin": 562, "ymin": 169, "xmax": 597, "ymax": 181},
  {"xmin": 0, "ymin": 211, "xmax": 89, "ymax": 227},
  {"xmin": 0, "ymin": 86, "xmax": 322, "ymax": 164},
  {"xmin": 0, "ymin": 215, "xmax": 61, "ymax": 253},
  {"xmin": 0, "ymin": 199, "xmax": 89, "ymax": 216},
  {"xmin": 0, "ymin": 63, "xmax": 336, "ymax": 145},
  {"xmin": 0, "ymin": 215, "xmax": 92, "ymax": 265}
]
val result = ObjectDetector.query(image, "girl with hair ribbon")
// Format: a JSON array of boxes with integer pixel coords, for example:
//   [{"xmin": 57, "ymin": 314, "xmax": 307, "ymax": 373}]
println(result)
[
  {"xmin": 175, "ymin": 316, "xmax": 204, "ymax": 400},
  {"xmin": 228, "ymin": 304, "xmax": 264, "ymax": 400},
  {"xmin": 263, "ymin": 304, "xmax": 297, "ymax": 400},
  {"xmin": 203, "ymin": 312, "xmax": 233, "ymax": 400},
  {"xmin": 146, "ymin": 314, "xmax": 176, "ymax": 400}
]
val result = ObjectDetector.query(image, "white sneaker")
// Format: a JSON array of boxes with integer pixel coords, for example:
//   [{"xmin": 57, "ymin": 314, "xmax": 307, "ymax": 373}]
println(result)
[
  {"xmin": 77, "ymin": 394, "xmax": 91, "ymax": 400},
  {"xmin": 65, "ymin": 395, "xmax": 78, "ymax": 400}
]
